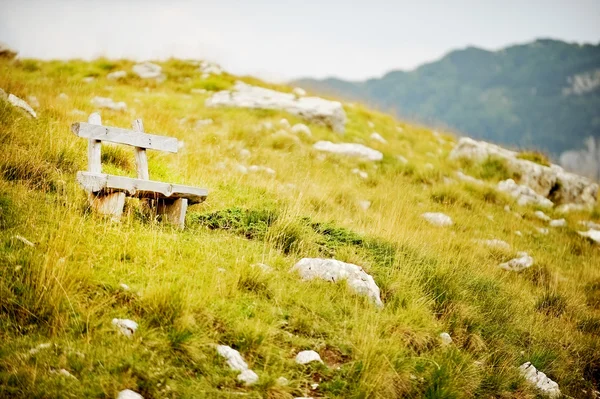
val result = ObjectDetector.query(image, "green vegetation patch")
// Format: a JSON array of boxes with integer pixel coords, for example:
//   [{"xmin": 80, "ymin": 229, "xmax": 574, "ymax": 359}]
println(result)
[{"xmin": 516, "ymin": 150, "xmax": 551, "ymax": 167}]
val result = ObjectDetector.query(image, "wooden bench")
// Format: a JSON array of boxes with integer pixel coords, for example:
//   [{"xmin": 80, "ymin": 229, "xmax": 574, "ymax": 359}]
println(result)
[{"xmin": 72, "ymin": 113, "xmax": 208, "ymax": 228}]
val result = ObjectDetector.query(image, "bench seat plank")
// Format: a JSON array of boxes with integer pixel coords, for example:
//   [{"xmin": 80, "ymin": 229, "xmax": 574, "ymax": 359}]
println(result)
[
  {"xmin": 72, "ymin": 122, "xmax": 178, "ymax": 152},
  {"xmin": 77, "ymin": 172, "xmax": 208, "ymax": 204}
]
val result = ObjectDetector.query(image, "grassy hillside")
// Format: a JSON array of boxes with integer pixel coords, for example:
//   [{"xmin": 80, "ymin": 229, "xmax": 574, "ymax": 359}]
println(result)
[
  {"xmin": 1, "ymin": 57, "xmax": 600, "ymax": 399},
  {"xmin": 295, "ymin": 39, "xmax": 600, "ymax": 158}
]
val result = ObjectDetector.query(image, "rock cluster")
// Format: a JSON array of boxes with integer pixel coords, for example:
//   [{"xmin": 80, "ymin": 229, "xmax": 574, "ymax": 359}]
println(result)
[
  {"xmin": 313, "ymin": 141, "xmax": 383, "ymax": 161},
  {"xmin": 91, "ymin": 96, "xmax": 127, "ymax": 111},
  {"xmin": 132, "ymin": 62, "xmax": 164, "ymax": 80},
  {"xmin": 450, "ymin": 137, "xmax": 598, "ymax": 207},
  {"xmin": 292, "ymin": 258, "xmax": 383, "ymax": 307},
  {"xmin": 206, "ymin": 81, "xmax": 347, "ymax": 133},
  {"xmin": 216, "ymin": 345, "xmax": 259, "ymax": 385},
  {"xmin": 497, "ymin": 179, "xmax": 553, "ymax": 208},
  {"xmin": 519, "ymin": 362, "xmax": 561, "ymax": 398}
]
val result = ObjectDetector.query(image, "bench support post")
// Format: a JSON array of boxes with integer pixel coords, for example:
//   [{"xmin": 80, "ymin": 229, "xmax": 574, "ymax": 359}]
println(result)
[
  {"xmin": 157, "ymin": 198, "xmax": 188, "ymax": 229},
  {"xmin": 90, "ymin": 192, "xmax": 126, "ymax": 221}
]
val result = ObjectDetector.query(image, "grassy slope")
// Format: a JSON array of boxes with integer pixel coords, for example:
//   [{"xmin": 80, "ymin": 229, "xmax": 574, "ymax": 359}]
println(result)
[{"xmin": 0, "ymin": 58, "xmax": 599, "ymax": 399}]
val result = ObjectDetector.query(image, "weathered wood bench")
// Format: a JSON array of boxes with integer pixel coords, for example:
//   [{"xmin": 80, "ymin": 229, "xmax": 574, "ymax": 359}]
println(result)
[{"xmin": 72, "ymin": 113, "xmax": 208, "ymax": 228}]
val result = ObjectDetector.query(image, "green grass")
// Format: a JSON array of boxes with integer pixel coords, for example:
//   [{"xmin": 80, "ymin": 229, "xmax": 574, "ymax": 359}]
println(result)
[
  {"xmin": 0, "ymin": 57, "xmax": 599, "ymax": 398},
  {"xmin": 516, "ymin": 150, "xmax": 552, "ymax": 167}
]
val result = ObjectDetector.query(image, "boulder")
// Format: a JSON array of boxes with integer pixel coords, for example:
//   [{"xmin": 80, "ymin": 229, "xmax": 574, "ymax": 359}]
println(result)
[
  {"xmin": 0, "ymin": 41, "xmax": 17, "ymax": 59},
  {"xmin": 295, "ymin": 350, "xmax": 323, "ymax": 365},
  {"xmin": 450, "ymin": 137, "xmax": 598, "ymax": 207},
  {"xmin": 422, "ymin": 212, "xmax": 453, "ymax": 227},
  {"xmin": 292, "ymin": 258, "xmax": 383, "ymax": 307},
  {"xmin": 499, "ymin": 252, "xmax": 534, "ymax": 272},
  {"xmin": 112, "ymin": 318, "xmax": 138, "ymax": 338},
  {"xmin": 497, "ymin": 179, "xmax": 553, "ymax": 208},
  {"xmin": 132, "ymin": 62, "xmax": 164, "ymax": 80},
  {"xmin": 91, "ymin": 96, "xmax": 127, "ymax": 111},
  {"xmin": 519, "ymin": 362, "xmax": 560, "ymax": 398},
  {"xmin": 313, "ymin": 141, "xmax": 383, "ymax": 161},
  {"xmin": 206, "ymin": 81, "xmax": 347, "ymax": 133},
  {"xmin": 7, "ymin": 94, "xmax": 37, "ymax": 118},
  {"xmin": 216, "ymin": 345, "xmax": 258, "ymax": 385}
]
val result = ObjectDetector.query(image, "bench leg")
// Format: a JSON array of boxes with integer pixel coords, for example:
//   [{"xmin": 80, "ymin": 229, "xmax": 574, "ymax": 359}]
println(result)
[
  {"xmin": 90, "ymin": 192, "xmax": 126, "ymax": 221},
  {"xmin": 157, "ymin": 198, "xmax": 188, "ymax": 229}
]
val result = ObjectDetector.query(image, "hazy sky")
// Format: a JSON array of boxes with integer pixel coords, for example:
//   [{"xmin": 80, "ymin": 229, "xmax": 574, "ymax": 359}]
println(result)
[{"xmin": 1, "ymin": 0, "xmax": 599, "ymax": 81}]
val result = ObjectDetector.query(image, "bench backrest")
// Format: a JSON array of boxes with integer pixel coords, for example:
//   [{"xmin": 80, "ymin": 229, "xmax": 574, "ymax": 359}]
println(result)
[{"xmin": 71, "ymin": 113, "xmax": 180, "ymax": 180}]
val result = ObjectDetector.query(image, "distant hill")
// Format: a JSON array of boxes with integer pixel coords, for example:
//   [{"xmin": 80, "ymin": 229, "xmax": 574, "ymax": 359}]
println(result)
[{"xmin": 295, "ymin": 39, "xmax": 600, "ymax": 160}]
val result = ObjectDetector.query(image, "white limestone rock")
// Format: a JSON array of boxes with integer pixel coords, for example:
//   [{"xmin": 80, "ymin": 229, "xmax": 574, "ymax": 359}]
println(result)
[
  {"xmin": 450, "ymin": 137, "xmax": 598, "ymax": 207},
  {"xmin": 291, "ymin": 123, "xmax": 311, "ymax": 136},
  {"xmin": 440, "ymin": 332, "xmax": 453, "ymax": 345},
  {"xmin": 91, "ymin": 96, "xmax": 126, "ymax": 111},
  {"xmin": 422, "ymin": 212, "xmax": 453, "ymax": 227},
  {"xmin": 295, "ymin": 350, "xmax": 323, "ymax": 365},
  {"xmin": 534, "ymin": 211, "xmax": 551, "ymax": 221},
  {"xmin": 117, "ymin": 389, "xmax": 144, "ymax": 399},
  {"xmin": 239, "ymin": 149, "xmax": 251, "ymax": 158},
  {"xmin": 194, "ymin": 118, "xmax": 214, "ymax": 129},
  {"xmin": 279, "ymin": 118, "xmax": 291, "ymax": 128},
  {"xmin": 132, "ymin": 62, "xmax": 164, "ymax": 80},
  {"xmin": 292, "ymin": 87, "xmax": 306, "ymax": 96},
  {"xmin": 112, "ymin": 318, "xmax": 138, "ymax": 338},
  {"xmin": 216, "ymin": 345, "xmax": 258, "ymax": 385},
  {"xmin": 499, "ymin": 252, "xmax": 534, "ymax": 272},
  {"xmin": 82, "ymin": 76, "xmax": 95, "ymax": 83},
  {"xmin": 556, "ymin": 203, "xmax": 591, "ymax": 213},
  {"xmin": 497, "ymin": 179, "xmax": 553, "ymax": 208},
  {"xmin": 292, "ymin": 258, "xmax": 383, "ymax": 307},
  {"xmin": 578, "ymin": 229, "xmax": 600, "ymax": 244},
  {"xmin": 276, "ymin": 376, "xmax": 289, "ymax": 386},
  {"xmin": 206, "ymin": 81, "xmax": 347, "ymax": 133},
  {"xmin": 456, "ymin": 171, "xmax": 484, "ymax": 185},
  {"xmin": 358, "ymin": 200, "xmax": 371, "ymax": 211},
  {"xmin": 370, "ymin": 132, "xmax": 387, "ymax": 144},
  {"xmin": 351, "ymin": 168, "xmax": 368, "ymax": 179},
  {"xmin": 191, "ymin": 88, "xmax": 207, "ymax": 94},
  {"xmin": 519, "ymin": 362, "xmax": 561, "ymax": 398},
  {"xmin": 199, "ymin": 61, "xmax": 223, "ymax": 75},
  {"xmin": 549, "ymin": 218, "xmax": 566, "ymax": 227},
  {"xmin": 397, "ymin": 155, "xmax": 408, "ymax": 164},
  {"xmin": 537, "ymin": 227, "xmax": 549, "ymax": 235},
  {"xmin": 248, "ymin": 165, "xmax": 276, "ymax": 176},
  {"xmin": 238, "ymin": 369, "xmax": 259, "ymax": 385},
  {"xmin": 107, "ymin": 70, "xmax": 127, "ymax": 80},
  {"xmin": 476, "ymin": 239, "xmax": 510, "ymax": 250},
  {"xmin": 7, "ymin": 94, "xmax": 37, "ymax": 118},
  {"xmin": 581, "ymin": 220, "xmax": 600, "ymax": 230},
  {"xmin": 29, "ymin": 342, "xmax": 52, "ymax": 355},
  {"xmin": 313, "ymin": 141, "xmax": 383, "ymax": 161}
]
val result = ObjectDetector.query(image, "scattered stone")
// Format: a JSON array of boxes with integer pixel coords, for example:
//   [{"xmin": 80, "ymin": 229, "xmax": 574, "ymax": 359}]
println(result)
[
  {"xmin": 119, "ymin": 283, "xmax": 130, "ymax": 291},
  {"xmin": 57, "ymin": 369, "xmax": 77, "ymax": 379},
  {"xmin": 295, "ymin": 350, "xmax": 323, "ymax": 365},
  {"xmin": 112, "ymin": 318, "xmax": 138, "ymax": 338},
  {"xmin": 549, "ymin": 219, "xmax": 566, "ymax": 227},
  {"xmin": 456, "ymin": 171, "xmax": 484, "ymax": 185},
  {"xmin": 239, "ymin": 149, "xmax": 251, "ymax": 158},
  {"xmin": 248, "ymin": 165, "xmax": 276, "ymax": 176},
  {"xmin": 0, "ymin": 41, "xmax": 18, "ymax": 59},
  {"xmin": 7, "ymin": 94, "xmax": 37, "ymax": 118},
  {"xmin": 578, "ymin": 229, "xmax": 600, "ymax": 244},
  {"xmin": 91, "ymin": 96, "xmax": 126, "ymax": 111},
  {"xmin": 261, "ymin": 121, "xmax": 274, "ymax": 131},
  {"xmin": 279, "ymin": 118, "xmax": 291, "ymax": 128},
  {"xmin": 82, "ymin": 76, "xmax": 96, "ymax": 83},
  {"xmin": 206, "ymin": 81, "xmax": 347, "ymax": 133},
  {"xmin": 194, "ymin": 118, "xmax": 214, "ymax": 129},
  {"xmin": 537, "ymin": 227, "xmax": 549, "ymax": 235},
  {"xmin": 476, "ymin": 239, "xmax": 510, "ymax": 250},
  {"xmin": 370, "ymin": 132, "xmax": 387, "ymax": 144},
  {"xmin": 499, "ymin": 252, "xmax": 534, "ymax": 272},
  {"xmin": 27, "ymin": 96, "xmax": 39, "ymax": 108},
  {"xmin": 132, "ymin": 62, "xmax": 164, "ymax": 80},
  {"xmin": 292, "ymin": 87, "xmax": 306, "ymax": 96},
  {"xmin": 440, "ymin": 332, "xmax": 453, "ymax": 345},
  {"xmin": 351, "ymin": 168, "xmax": 368, "ymax": 179},
  {"xmin": 313, "ymin": 141, "xmax": 383, "ymax": 161},
  {"xmin": 519, "ymin": 362, "xmax": 561, "ymax": 398},
  {"xmin": 581, "ymin": 220, "xmax": 600, "ymax": 230},
  {"xmin": 421, "ymin": 212, "xmax": 453, "ymax": 227},
  {"xmin": 29, "ymin": 342, "xmax": 52, "ymax": 355},
  {"xmin": 291, "ymin": 123, "xmax": 311, "ymax": 136},
  {"xmin": 217, "ymin": 267, "xmax": 227, "ymax": 273},
  {"xmin": 236, "ymin": 165, "xmax": 248, "ymax": 174},
  {"xmin": 216, "ymin": 345, "xmax": 258, "ymax": 385},
  {"xmin": 107, "ymin": 70, "xmax": 127, "ymax": 80},
  {"xmin": 450, "ymin": 137, "xmax": 598, "ymax": 207},
  {"xmin": 13, "ymin": 235, "xmax": 35, "ymax": 247},
  {"xmin": 292, "ymin": 258, "xmax": 383, "ymax": 307},
  {"xmin": 396, "ymin": 155, "xmax": 408, "ymax": 164},
  {"xmin": 276, "ymin": 377, "xmax": 289, "ymax": 386},
  {"xmin": 358, "ymin": 200, "xmax": 371, "ymax": 211},
  {"xmin": 198, "ymin": 60, "xmax": 223, "ymax": 75},
  {"xmin": 534, "ymin": 211, "xmax": 551, "ymax": 221},
  {"xmin": 311, "ymin": 383, "xmax": 319, "ymax": 389},
  {"xmin": 516, "ymin": 231, "xmax": 523, "ymax": 236},
  {"xmin": 117, "ymin": 389, "xmax": 144, "ymax": 399},
  {"xmin": 497, "ymin": 179, "xmax": 553, "ymax": 208}
]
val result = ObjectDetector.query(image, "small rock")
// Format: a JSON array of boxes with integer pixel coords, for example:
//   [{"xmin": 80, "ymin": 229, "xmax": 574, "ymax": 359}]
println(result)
[
  {"xmin": 198, "ymin": 60, "xmax": 223, "ymax": 75},
  {"xmin": 424, "ymin": 163, "xmax": 434, "ymax": 170},
  {"xmin": 292, "ymin": 87, "xmax": 306, "ymax": 96},
  {"xmin": 581, "ymin": 220, "xmax": 600, "ymax": 230},
  {"xmin": 194, "ymin": 118, "xmax": 213, "ymax": 128},
  {"xmin": 262, "ymin": 121, "xmax": 274, "ymax": 131},
  {"xmin": 107, "ymin": 70, "xmax": 127, "ymax": 80},
  {"xmin": 91, "ymin": 96, "xmax": 126, "ymax": 111},
  {"xmin": 549, "ymin": 219, "xmax": 566, "ymax": 227},
  {"xmin": 119, "ymin": 283, "xmax": 130, "ymax": 291},
  {"xmin": 422, "ymin": 212, "xmax": 453, "ymax": 227},
  {"xmin": 216, "ymin": 345, "xmax": 258, "ymax": 385},
  {"xmin": 82, "ymin": 76, "xmax": 96, "ymax": 83},
  {"xmin": 112, "ymin": 318, "xmax": 138, "ymax": 338},
  {"xmin": 476, "ymin": 239, "xmax": 510, "ymax": 250},
  {"xmin": 13, "ymin": 235, "xmax": 35, "ymax": 247},
  {"xmin": 279, "ymin": 118, "xmax": 291, "ymax": 128},
  {"xmin": 8, "ymin": 93, "xmax": 37, "ymax": 118},
  {"xmin": 295, "ymin": 350, "xmax": 323, "ymax": 365},
  {"xmin": 556, "ymin": 203, "xmax": 591, "ymax": 213},
  {"xmin": 396, "ymin": 155, "xmax": 408, "ymax": 164},
  {"xmin": 536, "ymin": 227, "xmax": 549, "ymax": 235},
  {"xmin": 497, "ymin": 179, "xmax": 553, "ymax": 208},
  {"xmin": 351, "ymin": 168, "xmax": 368, "ymax": 179},
  {"xmin": 117, "ymin": 389, "xmax": 144, "ymax": 399},
  {"xmin": 534, "ymin": 211, "xmax": 551, "ymax": 221},
  {"xmin": 370, "ymin": 132, "xmax": 387, "ymax": 144},
  {"xmin": 456, "ymin": 171, "xmax": 484, "ymax": 185},
  {"xmin": 311, "ymin": 383, "xmax": 319, "ymax": 389},
  {"xmin": 519, "ymin": 362, "xmax": 560, "ymax": 398},
  {"xmin": 515, "ymin": 231, "xmax": 523, "ymax": 236},
  {"xmin": 217, "ymin": 268, "xmax": 227, "ymax": 273},
  {"xmin": 29, "ymin": 342, "xmax": 52, "ymax": 355},
  {"xmin": 578, "ymin": 229, "xmax": 600, "ymax": 244},
  {"xmin": 58, "ymin": 93, "xmax": 69, "ymax": 100},
  {"xmin": 313, "ymin": 141, "xmax": 383, "ymax": 161},
  {"xmin": 499, "ymin": 252, "xmax": 534, "ymax": 272},
  {"xmin": 367, "ymin": 121, "xmax": 375, "ymax": 128},
  {"xmin": 358, "ymin": 200, "xmax": 371, "ymax": 211},
  {"xmin": 276, "ymin": 377, "xmax": 289, "ymax": 386},
  {"xmin": 191, "ymin": 88, "xmax": 207, "ymax": 94},
  {"xmin": 239, "ymin": 149, "xmax": 251, "ymax": 158},
  {"xmin": 132, "ymin": 62, "xmax": 164, "ymax": 80},
  {"xmin": 58, "ymin": 369, "xmax": 77, "ymax": 379},
  {"xmin": 440, "ymin": 332, "xmax": 452, "ymax": 345},
  {"xmin": 291, "ymin": 123, "xmax": 311, "ymax": 136},
  {"xmin": 236, "ymin": 165, "xmax": 248, "ymax": 174},
  {"xmin": 237, "ymin": 369, "xmax": 259, "ymax": 385},
  {"xmin": 248, "ymin": 165, "xmax": 276, "ymax": 176}
]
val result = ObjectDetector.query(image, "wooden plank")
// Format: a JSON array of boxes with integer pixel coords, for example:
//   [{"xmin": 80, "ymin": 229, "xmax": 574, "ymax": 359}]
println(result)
[
  {"xmin": 90, "ymin": 192, "xmax": 126, "ymax": 221},
  {"xmin": 131, "ymin": 119, "xmax": 150, "ymax": 180},
  {"xmin": 71, "ymin": 122, "xmax": 178, "ymax": 153},
  {"xmin": 77, "ymin": 172, "xmax": 208, "ymax": 204},
  {"xmin": 158, "ymin": 198, "xmax": 188, "ymax": 229},
  {"xmin": 87, "ymin": 113, "xmax": 102, "ymax": 173}
]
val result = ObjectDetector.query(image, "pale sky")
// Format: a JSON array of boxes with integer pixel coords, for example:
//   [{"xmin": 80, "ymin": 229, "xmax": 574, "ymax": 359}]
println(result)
[{"xmin": 1, "ymin": 0, "xmax": 599, "ymax": 82}]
